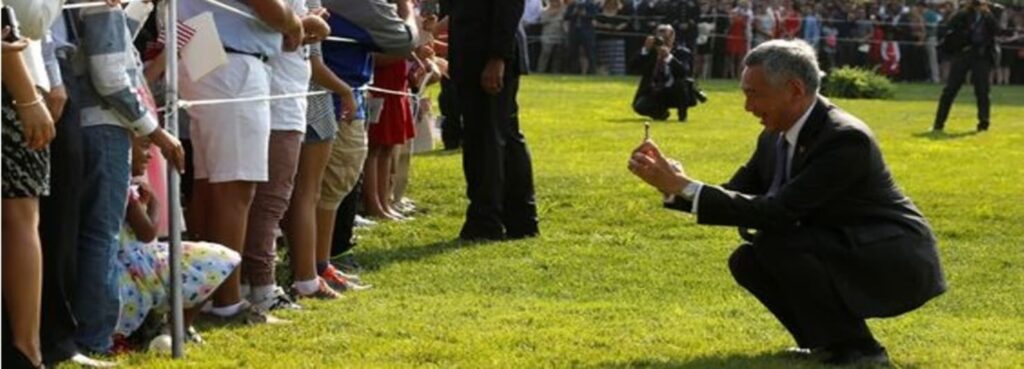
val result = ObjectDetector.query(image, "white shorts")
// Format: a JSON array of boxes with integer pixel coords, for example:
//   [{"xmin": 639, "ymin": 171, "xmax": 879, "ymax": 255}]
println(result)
[{"xmin": 181, "ymin": 54, "xmax": 272, "ymax": 183}]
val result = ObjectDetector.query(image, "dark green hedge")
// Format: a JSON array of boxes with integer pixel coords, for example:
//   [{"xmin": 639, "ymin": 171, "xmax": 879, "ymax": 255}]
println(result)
[{"xmin": 822, "ymin": 67, "xmax": 896, "ymax": 100}]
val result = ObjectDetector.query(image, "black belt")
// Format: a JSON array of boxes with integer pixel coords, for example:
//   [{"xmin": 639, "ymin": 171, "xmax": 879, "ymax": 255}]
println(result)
[{"xmin": 224, "ymin": 47, "xmax": 268, "ymax": 63}]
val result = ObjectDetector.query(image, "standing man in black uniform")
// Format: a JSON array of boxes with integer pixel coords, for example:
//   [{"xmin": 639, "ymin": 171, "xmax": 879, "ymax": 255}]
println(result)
[
  {"xmin": 446, "ymin": 0, "xmax": 540, "ymax": 241},
  {"xmin": 934, "ymin": 0, "xmax": 999, "ymax": 132}
]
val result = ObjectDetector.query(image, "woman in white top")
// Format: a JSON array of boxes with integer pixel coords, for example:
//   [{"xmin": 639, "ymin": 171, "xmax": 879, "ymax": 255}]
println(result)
[
  {"xmin": 538, "ymin": 0, "xmax": 567, "ymax": 73},
  {"xmin": 752, "ymin": 1, "xmax": 776, "ymax": 47}
]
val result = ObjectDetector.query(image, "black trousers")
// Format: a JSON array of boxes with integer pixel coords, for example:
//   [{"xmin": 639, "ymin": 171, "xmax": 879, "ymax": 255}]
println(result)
[
  {"xmin": 457, "ymin": 64, "xmax": 538, "ymax": 239},
  {"xmin": 331, "ymin": 176, "xmax": 362, "ymax": 257},
  {"xmin": 728, "ymin": 241, "xmax": 876, "ymax": 350},
  {"xmin": 438, "ymin": 78, "xmax": 462, "ymax": 150},
  {"xmin": 38, "ymin": 60, "xmax": 85, "ymax": 365},
  {"xmin": 633, "ymin": 89, "xmax": 688, "ymax": 121},
  {"xmin": 934, "ymin": 52, "xmax": 992, "ymax": 130}
]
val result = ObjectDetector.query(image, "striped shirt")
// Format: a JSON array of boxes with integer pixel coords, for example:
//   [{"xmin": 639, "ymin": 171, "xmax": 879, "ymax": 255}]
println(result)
[{"xmin": 71, "ymin": 5, "xmax": 159, "ymax": 135}]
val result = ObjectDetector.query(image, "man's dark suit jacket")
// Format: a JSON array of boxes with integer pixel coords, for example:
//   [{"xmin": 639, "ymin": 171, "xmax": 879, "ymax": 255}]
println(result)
[
  {"xmin": 630, "ymin": 45, "xmax": 693, "ymax": 112},
  {"xmin": 668, "ymin": 97, "xmax": 947, "ymax": 319},
  {"xmin": 942, "ymin": 8, "xmax": 999, "ymax": 63},
  {"xmin": 444, "ymin": 0, "xmax": 527, "ymax": 83}
]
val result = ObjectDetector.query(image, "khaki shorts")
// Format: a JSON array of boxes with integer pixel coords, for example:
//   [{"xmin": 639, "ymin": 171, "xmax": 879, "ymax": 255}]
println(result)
[{"xmin": 318, "ymin": 119, "xmax": 367, "ymax": 210}]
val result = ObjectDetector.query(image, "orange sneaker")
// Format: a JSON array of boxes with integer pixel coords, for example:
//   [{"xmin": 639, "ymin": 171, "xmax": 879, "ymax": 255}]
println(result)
[{"xmin": 321, "ymin": 264, "xmax": 372, "ymax": 292}]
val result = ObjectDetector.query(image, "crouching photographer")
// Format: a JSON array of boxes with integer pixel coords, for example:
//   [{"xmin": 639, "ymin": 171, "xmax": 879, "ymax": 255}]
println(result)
[{"xmin": 630, "ymin": 24, "xmax": 706, "ymax": 122}]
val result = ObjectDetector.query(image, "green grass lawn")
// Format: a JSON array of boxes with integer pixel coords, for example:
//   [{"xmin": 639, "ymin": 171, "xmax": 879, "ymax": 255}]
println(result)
[{"xmin": 110, "ymin": 77, "xmax": 1023, "ymax": 368}]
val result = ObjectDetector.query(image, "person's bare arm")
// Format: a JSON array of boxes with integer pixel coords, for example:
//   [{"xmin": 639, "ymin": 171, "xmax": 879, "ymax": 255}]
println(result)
[
  {"xmin": 144, "ymin": 51, "xmax": 167, "ymax": 85},
  {"xmin": 2, "ymin": 29, "xmax": 54, "ymax": 150},
  {"xmin": 125, "ymin": 183, "xmax": 160, "ymax": 243},
  {"xmin": 247, "ymin": 0, "xmax": 304, "ymax": 51},
  {"xmin": 310, "ymin": 55, "xmax": 356, "ymax": 123}
]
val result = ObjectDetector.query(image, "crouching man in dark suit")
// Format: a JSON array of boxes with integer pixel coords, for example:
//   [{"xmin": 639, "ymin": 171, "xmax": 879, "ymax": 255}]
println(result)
[
  {"xmin": 631, "ymin": 24, "xmax": 695, "ymax": 122},
  {"xmin": 628, "ymin": 39, "xmax": 946, "ymax": 366}
]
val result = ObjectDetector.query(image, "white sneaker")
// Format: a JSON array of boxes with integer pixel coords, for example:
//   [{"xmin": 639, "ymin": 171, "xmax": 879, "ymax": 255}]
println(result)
[
  {"xmin": 354, "ymin": 215, "xmax": 377, "ymax": 228},
  {"xmin": 70, "ymin": 353, "xmax": 117, "ymax": 368},
  {"xmin": 251, "ymin": 286, "xmax": 302, "ymax": 312}
]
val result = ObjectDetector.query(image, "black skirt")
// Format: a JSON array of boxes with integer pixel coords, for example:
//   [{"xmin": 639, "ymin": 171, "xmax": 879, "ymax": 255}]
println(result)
[{"xmin": 2, "ymin": 89, "xmax": 51, "ymax": 198}]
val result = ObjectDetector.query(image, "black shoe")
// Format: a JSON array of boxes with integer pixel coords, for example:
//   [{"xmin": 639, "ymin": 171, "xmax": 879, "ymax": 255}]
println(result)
[
  {"xmin": 677, "ymin": 111, "xmax": 688, "ymax": 122},
  {"xmin": 653, "ymin": 111, "xmax": 670, "ymax": 121},
  {"xmin": 782, "ymin": 346, "xmax": 830, "ymax": 361},
  {"xmin": 977, "ymin": 122, "xmax": 989, "ymax": 132},
  {"xmin": 458, "ymin": 228, "xmax": 505, "ymax": 242},
  {"xmin": 782, "ymin": 346, "xmax": 813, "ymax": 359},
  {"xmin": 506, "ymin": 230, "xmax": 539, "ymax": 240},
  {"xmin": 459, "ymin": 219, "xmax": 506, "ymax": 241},
  {"xmin": 333, "ymin": 253, "xmax": 364, "ymax": 275},
  {"xmin": 822, "ymin": 346, "xmax": 890, "ymax": 366}
]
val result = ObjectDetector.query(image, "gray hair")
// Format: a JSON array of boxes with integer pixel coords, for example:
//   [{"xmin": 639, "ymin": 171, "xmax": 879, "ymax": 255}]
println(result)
[{"xmin": 743, "ymin": 39, "xmax": 823, "ymax": 93}]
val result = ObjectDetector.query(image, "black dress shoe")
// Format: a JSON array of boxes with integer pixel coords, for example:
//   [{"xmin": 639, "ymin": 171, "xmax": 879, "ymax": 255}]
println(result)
[
  {"xmin": 782, "ymin": 346, "xmax": 813, "ymax": 359},
  {"xmin": 506, "ymin": 230, "xmax": 539, "ymax": 240},
  {"xmin": 823, "ymin": 346, "xmax": 890, "ymax": 366},
  {"xmin": 458, "ymin": 229, "xmax": 505, "ymax": 242},
  {"xmin": 782, "ymin": 346, "xmax": 831, "ymax": 361}
]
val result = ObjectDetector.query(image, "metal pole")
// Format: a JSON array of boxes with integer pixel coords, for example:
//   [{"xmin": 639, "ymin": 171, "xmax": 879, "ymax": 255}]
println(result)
[{"xmin": 163, "ymin": 0, "xmax": 186, "ymax": 359}]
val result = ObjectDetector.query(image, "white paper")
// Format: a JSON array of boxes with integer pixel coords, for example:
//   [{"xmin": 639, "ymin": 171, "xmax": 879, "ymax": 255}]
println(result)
[
  {"xmin": 366, "ymin": 96, "xmax": 385, "ymax": 125},
  {"xmin": 181, "ymin": 12, "xmax": 228, "ymax": 82},
  {"xmin": 23, "ymin": 40, "xmax": 51, "ymax": 92}
]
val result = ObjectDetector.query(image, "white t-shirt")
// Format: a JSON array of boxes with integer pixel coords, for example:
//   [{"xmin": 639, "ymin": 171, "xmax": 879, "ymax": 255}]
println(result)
[{"xmin": 268, "ymin": 0, "xmax": 313, "ymax": 132}]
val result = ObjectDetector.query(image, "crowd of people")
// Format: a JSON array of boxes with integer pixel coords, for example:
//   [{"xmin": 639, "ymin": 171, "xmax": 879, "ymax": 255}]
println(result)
[
  {"xmin": 523, "ymin": 0, "xmax": 1024, "ymax": 84},
  {"xmin": 2, "ymin": 0, "xmax": 452, "ymax": 367}
]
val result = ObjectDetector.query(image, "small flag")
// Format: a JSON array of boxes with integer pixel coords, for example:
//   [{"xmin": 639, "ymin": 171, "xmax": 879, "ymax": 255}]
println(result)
[{"xmin": 156, "ymin": 21, "xmax": 198, "ymax": 50}]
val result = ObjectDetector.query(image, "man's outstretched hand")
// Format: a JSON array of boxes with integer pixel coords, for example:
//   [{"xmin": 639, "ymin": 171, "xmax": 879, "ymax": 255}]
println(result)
[{"xmin": 628, "ymin": 140, "xmax": 689, "ymax": 195}]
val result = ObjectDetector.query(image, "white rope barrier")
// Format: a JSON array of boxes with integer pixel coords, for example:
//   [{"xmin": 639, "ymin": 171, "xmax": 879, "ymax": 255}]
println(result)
[
  {"xmin": 362, "ymin": 85, "xmax": 419, "ymax": 98},
  {"xmin": 202, "ymin": 0, "xmax": 357, "ymax": 44},
  {"xmin": 62, "ymin": 0, "xmax": 129, "ymax": 10},
  {"xmin": 178, "ymin": 90, "xmax": 329, "ymax": 109},
  {"xmin": 174, "ymin": 81, "xmax": 429, "ymax": 111},
  {"xmin": 326, "ymin": 35, "xmax": 359, "ymax": 44},
  {"xmin": 201, "ymin": 0, "xmax": 258, "ymax": 21}
]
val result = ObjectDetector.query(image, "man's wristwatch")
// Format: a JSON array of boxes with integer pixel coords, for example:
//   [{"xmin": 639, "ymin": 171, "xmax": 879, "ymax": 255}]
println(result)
[{"xmin": 678, "ymin": 181, "xmax": 700, "ymax": 201}]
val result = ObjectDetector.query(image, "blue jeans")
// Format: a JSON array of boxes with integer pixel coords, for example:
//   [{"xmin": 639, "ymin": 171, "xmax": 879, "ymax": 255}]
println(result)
[{"xmin": 73, "ymin": 125, "xmax": 132, "ymax": 353}]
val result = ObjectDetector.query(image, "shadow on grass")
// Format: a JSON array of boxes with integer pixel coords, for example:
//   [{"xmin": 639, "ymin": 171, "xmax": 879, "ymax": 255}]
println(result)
[
  {"xmin": 604, "ymin": 118, "xmax": 687, "ymax": 124},
  {"xmin": 606, "ymin": 117, "xmax": 649, "ymax": 124},
  {"xmin": 414, "ymin": 148, "xmax": 462, "ymax": 157},
  {"xmin": 359, "ymin": 237, "xmax": 503, "ymax": 271},
  {"xmin": 594, "ymin": 352, "xmax": 915, "ymax": 369},
  {"xmin": 912, "ymin": 130, "xmax": 981, "ymax": 141}
]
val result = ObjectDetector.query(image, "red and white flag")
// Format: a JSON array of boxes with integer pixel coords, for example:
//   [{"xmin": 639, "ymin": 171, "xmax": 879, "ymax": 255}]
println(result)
[{"xmin": 156, "ymin": 21, "xmax": 198, "ymax": 50}]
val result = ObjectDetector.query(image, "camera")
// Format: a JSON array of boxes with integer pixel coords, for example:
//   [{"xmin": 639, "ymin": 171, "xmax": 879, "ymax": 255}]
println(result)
[
  {"xmin": 421, "ymin": 0, "xmax": 440, "ymax": 15},
  {"xmin": 653, "ymin": 35, "xmax": 665, "ymax": 48},
  {"xmin": 695, "ymin": 89, "xmax": 708, "ymax": 103}
]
